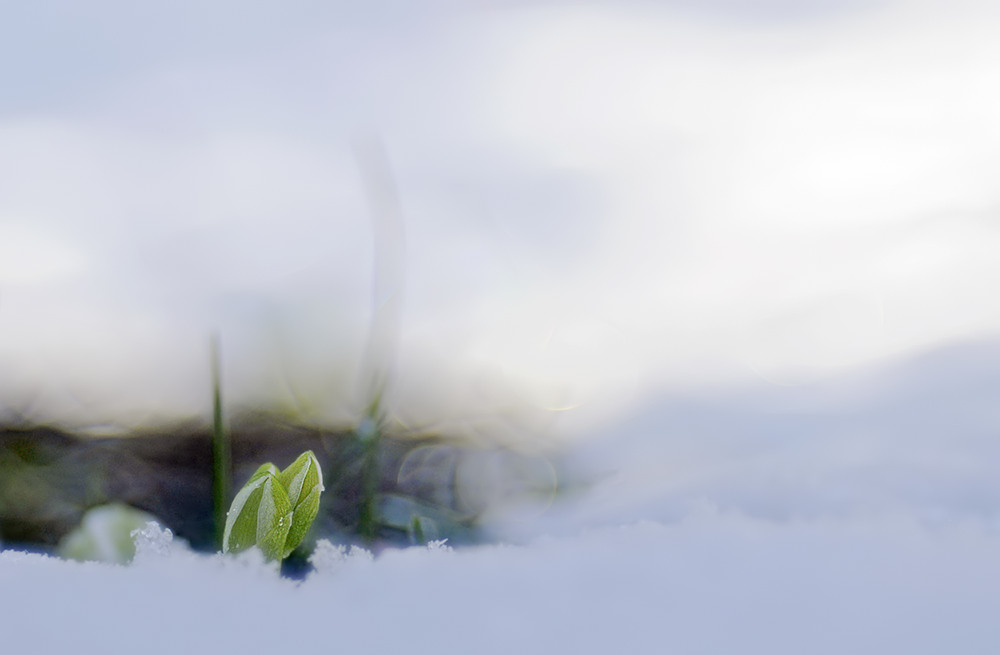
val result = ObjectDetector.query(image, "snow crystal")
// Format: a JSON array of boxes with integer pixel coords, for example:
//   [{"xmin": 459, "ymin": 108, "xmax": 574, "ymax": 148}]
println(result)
[
  {"xmin": 308, "ymin": 540, "xmax": 374, "ymax": 575},
  {"xmin": 130, "ymin": 521, "xmax": 176, "ymax": 559},
  {"xmin": 426, "ymin": 538, "xmax": 453, "ymax": 553}
]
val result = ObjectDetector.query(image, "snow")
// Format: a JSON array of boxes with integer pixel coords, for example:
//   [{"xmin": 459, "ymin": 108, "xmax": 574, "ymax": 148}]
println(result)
[{"xmin": 4, "ymin": 515, "xmax": 1000, "ymax": 654}]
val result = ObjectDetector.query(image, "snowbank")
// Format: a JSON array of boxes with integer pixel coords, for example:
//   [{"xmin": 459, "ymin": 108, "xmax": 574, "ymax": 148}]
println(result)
[{"xmin": 3, "ymin": 515, "xmax": 999, "ymax": 655}]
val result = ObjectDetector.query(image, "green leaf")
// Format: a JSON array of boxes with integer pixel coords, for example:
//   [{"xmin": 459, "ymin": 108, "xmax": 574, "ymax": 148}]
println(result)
[
  {"xmin": 222, "ymin": 464, "xmax": 292, "ymax": 561},
  {"xmin": 254, "ymin": 473, "xmax": 293, "ymax": 561},
  {"xmin": 248, "ymin": 462, "xmax": 280, "ymax": 485},
  {"xmin": 277, "ymin": 450, "xmax": 324, "ymax": 558}
]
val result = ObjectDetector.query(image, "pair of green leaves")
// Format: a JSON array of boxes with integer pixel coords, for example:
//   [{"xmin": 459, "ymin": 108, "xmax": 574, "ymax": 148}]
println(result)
[{"xmin": 222, "ymin": 450, "xmax": 324, "ymax": 561}]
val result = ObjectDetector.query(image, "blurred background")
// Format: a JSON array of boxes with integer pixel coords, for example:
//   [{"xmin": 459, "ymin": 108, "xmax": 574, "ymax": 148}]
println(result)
[{"xmin": 2, "ymin": 0, "xmax": 1000, "ymax": 557}]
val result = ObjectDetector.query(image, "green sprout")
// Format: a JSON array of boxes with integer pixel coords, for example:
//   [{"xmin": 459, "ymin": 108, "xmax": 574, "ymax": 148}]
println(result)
[{"xmin": 222, "ymin": 450, "xmax": 324, "ymax": 561}]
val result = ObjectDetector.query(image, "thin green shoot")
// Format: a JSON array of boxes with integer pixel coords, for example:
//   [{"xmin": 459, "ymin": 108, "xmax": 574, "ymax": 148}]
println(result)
[{"xmin": 210, "ymin": 333, "xmax": 231, "ymax": 550}]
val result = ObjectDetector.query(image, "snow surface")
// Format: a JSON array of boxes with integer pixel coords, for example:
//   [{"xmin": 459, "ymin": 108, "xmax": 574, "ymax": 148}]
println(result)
[{"xmin": 3, "ymin": 515, "xmax": 999, "ymax": 654}]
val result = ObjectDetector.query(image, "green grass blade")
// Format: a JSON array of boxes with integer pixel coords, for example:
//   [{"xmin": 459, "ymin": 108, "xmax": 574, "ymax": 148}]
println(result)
[{"xmin": 210, "ymin": 333, "xmax": 231, "ymax": 550}]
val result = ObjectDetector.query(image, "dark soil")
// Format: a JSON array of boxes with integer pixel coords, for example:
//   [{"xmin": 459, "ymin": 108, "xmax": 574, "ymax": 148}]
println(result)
[{"xmin": 0, "ymin": 415, "xmax": 481, "ymax": 555}]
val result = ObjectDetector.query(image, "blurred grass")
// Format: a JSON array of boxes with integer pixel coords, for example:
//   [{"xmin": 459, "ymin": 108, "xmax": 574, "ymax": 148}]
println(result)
[
  {"xmin": 0, "ymin": 410, "xmax": 561, "ymax": 563},
  {"xmin": 210, "ymin": 334, "xmax": 231, "ymax": 550}
]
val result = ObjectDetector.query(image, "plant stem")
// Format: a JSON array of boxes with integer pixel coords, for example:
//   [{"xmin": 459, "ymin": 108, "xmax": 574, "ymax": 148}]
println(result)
[
  {"xmin": 352, "ymin": 136, "xmax": 404, "ymax": 546},
  {"xmin": 410, "ymin": 515, "xmax": 425, "ymax": 545},
  {"xmin": 356, "ymin": 392, "xmax": 382, "ymax": 545},
  {"xmin": 210, "ymin": 333, "xmax": 231, "ymax": 550}
]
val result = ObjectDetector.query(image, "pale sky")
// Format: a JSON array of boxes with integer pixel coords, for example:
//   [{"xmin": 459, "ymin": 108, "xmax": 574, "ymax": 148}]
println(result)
[{"xmin": 1, "ymin": 0, "xmax": 999, "ymax": 436}]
